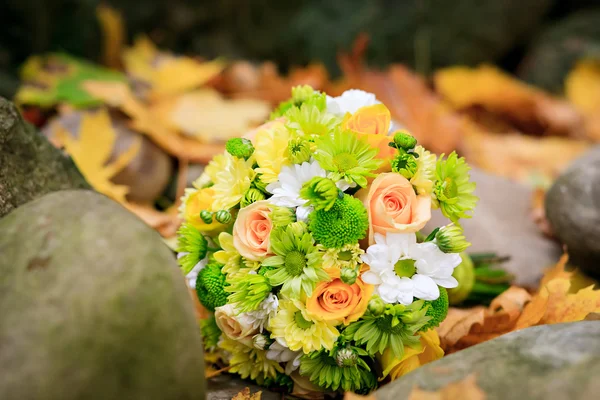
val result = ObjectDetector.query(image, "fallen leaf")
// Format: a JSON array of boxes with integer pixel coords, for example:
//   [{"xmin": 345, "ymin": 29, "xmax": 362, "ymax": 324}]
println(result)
[
  {"xmin": 531, "ymin": 188, "xmax": 554, "ymax": 238},
  {"xmin": 343, "ymin": 393, "xmax": 376, "ymax": 400},
  {"xmin": 124, "ymin": 202, "xmax": 181, "ymax": 238},
  {"xmin": 565, "ymin": 59, "xmax": 600, "ymax": 141},
  {"xmin": 96, "ymin": 4, "xmax": 125, "ymax": 69},
  {"xmin": 123, "ymin": 36, "xmax": 225, "ymax": 99},
  {"xmin": 408, "ymin": 374, "xmax": 485, "ymax": 400},
  {"xmin": 437, "ymin": 307, "xmax": 486, "ymax": 350},
  {"xmin": 55, "ymin": 109, "xmax": 140, "ymax": 203},
  {"xmin": 435, "ymin": 65, "xmax": 583, "ymax": 138},
  {"xmin": 231, "ymin": 388, "xmax": 262, "ymax": 400}
]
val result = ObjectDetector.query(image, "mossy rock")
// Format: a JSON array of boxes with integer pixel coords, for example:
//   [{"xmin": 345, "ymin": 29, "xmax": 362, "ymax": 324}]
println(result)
[
  {"xmin": 0, "ymin": 97, "xmax": 90, "ymax": 218},
  {"xmin": 519, "ymin": 10, "xmax": 600, "ymax": 93},
  {"xmin": 375, "ymin": 322, "xmax": 600, "ymax": 400},
  {"xmin": 0, "ymin": 190, "xmax": 205, "ymax": 400}
]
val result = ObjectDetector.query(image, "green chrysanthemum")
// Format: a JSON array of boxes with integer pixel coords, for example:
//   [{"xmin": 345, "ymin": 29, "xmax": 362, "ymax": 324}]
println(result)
[
  {"xmin": 271, "ymin": 85, "xmax": 327, "ymax": 118},
  {"xmin": 300, "ymin": 177, "xmax": 340, "ymax": 211},
  {"xmin": 225, "ymin": 137, "xmax": 255, "ymax": 160},
  {"xmin": 307, "ymin": 243, "xmax": 365, "ymax": 271},
  {"xmin": 269, "ymin": 205, "xmax": 296, "ymax": 228},
  {"xmin": 343, "ymin": 301, "xmax": 430, "ymax": 359},
  {"xmin": 226, "ymin": 272, "xmax": 272, "ymax": 313},
  {"xmin": 219, "ymin": 337, "xmax": 284, "ymax": 384},
  {"xmin": 263, "ymin": 222, "xmax": 329, "ymax": 297},
  {"xmin": 286, "ymin": 104, "xmax": 340, "ymax": 137},
  {"xmin": 176, "ymin": 223, "xmax": 208, "ymax": 274},
  {"xmin": 240, "ymin": 187, "xmax": 266, "ymax": 208},
  {"xmin": 286, "ymin": 137, "xmax": 313, "ymax": 164},
  {"xmin": 435, "ymin": 223, "xmax": 471, "ymax": 253},
  {"xmin": 300, "ymin": 346, "xmax": 377, "ymax": 394},
  {"xmin": 309, "ymin": 194, "xmax": 368, "ymax": 248},
  {"xmin": 195, "ymin": 262, "xmax": 228, "ymax": 311},
  {"xmin": 433, "ymin": 152, "xmax": 478, "ymax": 223},
  {"xmin": 422, "ymin": 287, "xmax": 449, "ymax": 330},
  {"xmin": 314, "ymin": 129, "xmax": 382, "ymax": 188},
  {"xmin": 200, "ymin": 315, "xmax": 221, "ymax": 350},
  {"xmin": 391, "ymin": 151, "xmax": 418, "ymax": 179}
]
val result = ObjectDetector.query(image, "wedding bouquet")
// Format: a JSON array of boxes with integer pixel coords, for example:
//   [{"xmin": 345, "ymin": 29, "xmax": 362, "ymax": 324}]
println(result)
[{"xmin": 177, "ymin": 86, "xmax": 477, "ymax": 396}]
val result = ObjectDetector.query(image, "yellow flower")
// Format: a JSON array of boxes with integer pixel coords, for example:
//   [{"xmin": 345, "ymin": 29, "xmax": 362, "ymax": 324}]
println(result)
[
  {"xmin": 379, "ymin": 329, "xmax": 444, "ymax": 380},
  {"xmin": 212, "ymin": 152, "xmax": 255, "ymax": 210},
  {"xmin": 253, "ymin": 121, "xmax": 292, "ymax": 184},
  {"xmin": 410, "ymin": 145, "xmax": 437, "ymax": 195},
  {"xmin": 269, "ymin": 299, "xmax": 339, "ymax": 354},
  {"xmin": 219, "ymin": 336, "xmax": 283, "ymax": 384},
  {"xmin": 178, "ymin": 187, "xmax": 225, "ymax": 231},
  {"xmin": 213, "ymin": 232, "xmax": 242, "ymax": 277},
  {"xmin": 193, "ymin": 152, "xmax": 229, "ymax": 188}
]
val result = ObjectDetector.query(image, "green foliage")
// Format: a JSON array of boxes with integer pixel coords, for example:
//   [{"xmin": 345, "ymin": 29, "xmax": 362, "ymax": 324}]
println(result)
[{"xmin": 177, "ymin": 223, "xmax": 208, "ymax": 274}]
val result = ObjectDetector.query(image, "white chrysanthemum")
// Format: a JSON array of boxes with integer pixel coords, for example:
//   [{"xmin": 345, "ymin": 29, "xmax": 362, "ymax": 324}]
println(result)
[
  {"xmin": 266, "ymin": 337, "xmax": 302, "ymax": 375},
  {"xmin": 361, "ymin": 233, "xmax": 461, "ymax": 304},
  {"xmin": 246, "ymin": 293, "xmax": 279, "ymax": 332},
  {"xmin": 326, "ymin": 89, "xmax": 380, "ymax": 116},
  {"xmin": 179, "ymin": 254, "xmax": 207, "ymax": 288}
]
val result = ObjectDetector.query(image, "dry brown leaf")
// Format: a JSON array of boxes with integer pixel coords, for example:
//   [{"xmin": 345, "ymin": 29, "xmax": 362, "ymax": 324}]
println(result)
[
  {"xmin": 435, "ymin": 65, "xmax": 583, "ymax": 138},
  {"xmin": 55, "ymin": 109, "xmax": 140, "ymax": 203},
  {"xmin": 231, "ymin": 387, "xmax": 261, "ymax": 400},
  {"xmin": 437, "ymin": 307, "xmax": 486, "ymax": 350},
  {"xmin": 408, "ymin": 374, "xmax": 486, "ymax": 400}
]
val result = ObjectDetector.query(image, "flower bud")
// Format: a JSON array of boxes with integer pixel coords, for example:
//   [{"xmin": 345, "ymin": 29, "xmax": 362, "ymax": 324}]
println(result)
[
  {"xmin": 215, "ymin": 210, "xmax": 232, "ymax": 224},
  {"xmin": 335, "ymin": 347, "xmax": 358, "ymax": 368},
  {"xmin": 199, "ymin": 210, "xmax": 213, "ymax": 224},
  {"xmin": 252, "ymin": 175, "xmax": 269, "ymax": 193},
  {"xmin": 287, "ymin": 138, "xmax": 312, "ymax": 164},
  {"xmin": 435, "ymin": 224, "xmax": 471, "ymax": 253},
  {"xmin": 240, "ymin": 188, "xmax": 266, "ymax": 208},
  {"xmin": 340, "ymin": 267, "xmax": 358, "ymax": 285},
  {"xmin": 225, "ymin": 137, "xmax": 255, "ymax": 160},
  {"xmin": 269, "ymin": 206, "xmax": 296, "ymax": 227},
  {"xmin": 252, "ymin": 333, "xmax": 272, "ymax": 350},
  {"xmin": 367, "ymin": 296, "xmax": 385, "ymax": 316},
  {"xmin": 391, "ymin": 153, "xmax": 418, "ymax": 179},
  {"xmin": 392, "ymin": 131, "xmax": 417, "ymax": 150},
  {"xmin": 300, "ymin": 177, "xmax": 339, "ymax": 211}
]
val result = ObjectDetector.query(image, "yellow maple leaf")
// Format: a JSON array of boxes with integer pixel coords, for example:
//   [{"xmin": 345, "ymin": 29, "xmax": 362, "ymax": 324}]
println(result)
[
  {"xmin": 407, "ymin": 374, "xmax": 486, "ymax": 400},
  {"xmin": 56, "ymin": 110, "xmax": 140, "ymax": 203},
  {"xmin": 565, "ymin": 59, "xmax": 600, "ymax": 141},
  {"xmin": 231, "ymin": 388, "xmax": 261, "ymax": 400}
]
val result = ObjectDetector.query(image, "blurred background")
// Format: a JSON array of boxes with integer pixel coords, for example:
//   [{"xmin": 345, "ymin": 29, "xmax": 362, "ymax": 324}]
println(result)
[{"xmin": 1, "ymin": 0, "xmax": 599, "ymax": 246}]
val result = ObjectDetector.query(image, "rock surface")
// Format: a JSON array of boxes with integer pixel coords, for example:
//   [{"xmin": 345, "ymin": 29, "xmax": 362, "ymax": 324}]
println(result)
[
  {"xmin": 425, "ymin": 167, "xmax": 561, "ymax": 287},
  {"xmin": 0, "ymin": 190, "xmax": 205, "ymax": 400},
  {"xmin": 375, "ymin": 321, "xmax": 600, "ymax": 400},
  {"xmin": 545, "ymin": 146, "xmax": 600, "ymax": 277},
  {"xmin": 0, "ymin": 97, "xmax": 90, "ymax": 218}
]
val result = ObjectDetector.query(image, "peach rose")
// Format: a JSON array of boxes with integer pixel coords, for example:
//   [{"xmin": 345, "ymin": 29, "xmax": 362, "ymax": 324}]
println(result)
[
  {"xmin": 243, "ymin": 117, "xmax": 286, "ymax": 141},
  {"xmin": 233, "ymin": 200, "xmax": 273, "ymax": 261},
  {"xmin": 306, "ymin": 269, "xmax": 373, "ymax": 325},
  {"xmin": 214, "ymin": 304, "xmax": 258, "ymax": 346},
  {"xmin": 357, "ymin": 172, "xmax": 431, "ymax": 244},
  {"xmin": 342, "ymin": 104, "xmax": 396, "ymax": 172}
]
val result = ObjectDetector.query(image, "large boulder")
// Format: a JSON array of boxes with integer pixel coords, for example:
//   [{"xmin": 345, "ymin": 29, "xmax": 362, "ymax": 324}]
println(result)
[
  {"xmin": 425, "ymin": 167, "xmax": 561, "ymax": 287},
  {"xmin": 0, "ymin": 97, "xmax": 90, "ymax": 218},
  {"xmin": 545, "ymin": 146, "xmax": 600, "ymax": 277},
  {"xmin": 0, "ymin": 190, "xmax": 206, "ymax": 400},
  {"xmin": 375, "ymin": 322, "xmax": 600, "ymax": 400}
]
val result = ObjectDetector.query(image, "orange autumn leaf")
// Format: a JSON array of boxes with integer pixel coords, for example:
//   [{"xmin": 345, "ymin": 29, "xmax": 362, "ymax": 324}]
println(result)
[
  {"xmin": 55, "ymin": 109, "xmax": 140, "ymax": 203},
  {"xmin": 565, "ymin": 60, "xmax": 600, "ymax": 141},
  {"xmin": 407, "ymin": 374, "xmax": 486, "ymax": 400},
  {"xmin": 231, "ymin": 388, "xmax": 262, "ymax": 400}
]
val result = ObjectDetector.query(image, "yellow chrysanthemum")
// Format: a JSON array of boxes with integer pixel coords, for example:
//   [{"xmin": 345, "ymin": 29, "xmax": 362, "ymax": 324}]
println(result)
[
  {"xmin": 219, "ymin": 336, "xmax": 283, "ymax": 384},
  {"xmin": 269, "ymin": 299, "xmax": 339, "ymax": 354},
  {"xmin": 379, "ymin": 329, "xmax": 444, "ymax": 380},
  {"xmin": 178, "ymin": 187, "xmax": 225, "ymax": 231},
  {"xmin": 211, "ymin": 152, "xmax": 255, "ymax": 210},
  {"xmin": 410, "ymin": 145, "xmax": 436, "ymax": 195},
  {"xmin": 253, "ymin": 121, "xmax": 292, "ymax": 184},
  {"xmin": 193, "ymin": 152, "xmax": 230, "ymax": 188},
  {"xmin": 213, "ymin": 232, "xmax": 242, "ymax": 276}
]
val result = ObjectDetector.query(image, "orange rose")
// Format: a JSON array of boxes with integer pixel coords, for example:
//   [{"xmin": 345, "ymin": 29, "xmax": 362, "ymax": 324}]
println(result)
[
  {"xmin": 342, "ymin": 104, "xmax": 396, "ymax": 172},
  {"xmin": 233, "ymin": 200, "xmax": 273, "ymax": 261},
  {"xmin": 306, "ymin": 268, "xmax": 373, "ymax": 325},
  {"xmin": 357, "ymin": 172, "xmax": 431, "ymax": 244}
]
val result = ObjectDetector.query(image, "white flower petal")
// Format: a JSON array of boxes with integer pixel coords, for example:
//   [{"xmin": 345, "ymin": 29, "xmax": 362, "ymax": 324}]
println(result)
[
  {"xmin": 432, "ymin": 275, "xmax": 459, "ymax": 289},
  {"xmin": 412, "ymin": 274, "xmax": 440, "ymax": 301},
  {"xmin": 361, "ymin": 271, "xmax": 382, "ymax": 285}
]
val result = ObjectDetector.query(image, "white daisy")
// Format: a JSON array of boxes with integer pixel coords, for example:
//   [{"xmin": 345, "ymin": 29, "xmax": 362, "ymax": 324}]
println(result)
[
  {"xmin": 246, "ymin": 293, "xmax": 279, "ymax": 332},
  {"xmin": 266, "ymin": 337, "xmax": 302, "ymax": 375},
  {"xmin": 361, "ymin": 233, "xmax": 460, "ymax": 304},
  {"xmin": 326, "ymin": 89, "xmax": 380, "ymax": 116}
]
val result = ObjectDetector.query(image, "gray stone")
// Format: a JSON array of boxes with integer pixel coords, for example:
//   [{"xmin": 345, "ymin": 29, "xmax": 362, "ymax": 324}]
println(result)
[
  {"xmin": 0, "ymin": 190, "xmax": 205, "ymax": 400},
  {"xmin": 545, "ymin": 146, "xmax": 600, "ymax": 277},
  {"xmin": 0, "ymin": 97, "xmax": 90, "ymax": 218},
  {"xmin": 375, "ymin": 322, "xmax": 600, "ymax": 400},
  {"xmin": 425, "ymin": 167, "xmax": 561, "ymax": 287}
]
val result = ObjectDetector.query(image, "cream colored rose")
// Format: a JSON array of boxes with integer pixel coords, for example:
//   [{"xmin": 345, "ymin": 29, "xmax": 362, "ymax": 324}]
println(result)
[
  {"xmin": 214, "ymin": 304, "xmax": 258, "ymax": 346},
  {"xmin": 233, "ymin": 200, "xmax": 273, "ymax": 261},
  {"xmin": 357, "ymin": 172, "xmax": 431, "ymax": 244}
]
